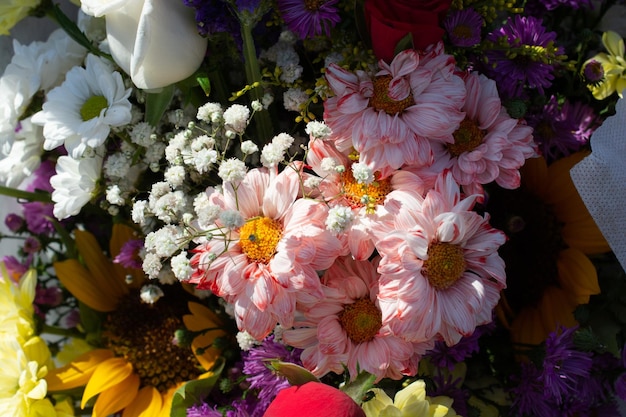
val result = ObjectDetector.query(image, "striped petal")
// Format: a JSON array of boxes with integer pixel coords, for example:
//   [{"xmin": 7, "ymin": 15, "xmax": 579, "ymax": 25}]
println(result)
[
  {"xmin": 46, "ymin": 349, "xmax": 114, "ymax": 391},
  {"xmin": 93, "ymin": 373, "xmax": 140, "ymax": 417},
  {"xmin": 122, "ymin": 386, "xmax": 163, "ymax": 417},
  {"xmin": 81, "ymin": 357, "xmax": 134, "ymax": 408}
]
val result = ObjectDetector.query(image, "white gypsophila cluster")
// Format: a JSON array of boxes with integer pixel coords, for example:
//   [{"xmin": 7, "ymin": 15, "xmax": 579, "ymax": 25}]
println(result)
[
  {"xmin": 103, "ymin": 152, "xmax": 131, "ymax": 179},
  {"xmin": 261, "ymin": 31, "xmax": 303, "ymax": 84},
  {"xmin": 251, "ymin": 100, "xmax": 263, "ymax": 112},
  {"xmin": 139, "ymin": 284, "xmax": 164, "ymax": 304},
  {"xmin": 142, "ymin": 252, "xmax": 162, "ymax": 279},
  {"xmin": 170, "ymin": 251, "xmax": 193, "ymax": 281},
  {"xmin": 223, "ymin": 104, "xmax": 250, "ymax": 135},
  {"xmin": 105, "ymin": 184, "xmax": 126, "ymax": 206},
  {"xmin": 280, "ymin": 63, "xmax": 304, "ymax": 84},
  {"xmin": 165, "ymin": 131, "xmax": 188, "ymax": 165},
  {"xmin": 166, "ymin": 108, "xmax": 194, "ymax": 129},
  {"xmin": 241, "ymin": 140, "xmax": 259, "ymax": 155},
  {"xmin": 260, "ymin": 133, "xmax": 295, "ymax": 167},
  {"xmin": 197, "ymin": 102, "xmax": 223, "ymax": 124},
  {"xmin": 156, "ymin": 264, "xmax": 178, "ymax": 285},
  {"xmin": 326, "ymin": 205, "xmax": 355, "ymax": 234},
  {"xmin": 320, "ymin": 157, "xmax": 339, "ymax": 173},
  {"xmin": 305, "ymin": 120, "xmax": 332, "ymax": 139},
  {"xmin": 129, "ymin": 122, "xmax": 155, "ymax": 147},
  {"xmin": 164, "ymin": 165, "xmax": 186, "ymax": 188},
  {"xmin": 352, "ymin": 162, "xmax": 374, "ymax": 185},
  {"xmin": 194, "ymin": 192, "xmax": 222, "ymax": 229},
  {"xmin": 219, "ymin": 209, "xmax": 245, "ymax": 229},
  {"xmin": 324, "ymin": 51, "xmax": 344, "ymax": 67},
  {"xmin": 143, "ymin": 141, "xmax": 166, "ymax": 167},
  {"xmin": 183, "ymin": 135, "xmax": 218, "ymax": 174},
  {"xmin": 151, "ymin": 190, "xmax": 189, "ymax": 224},
  {"xmin": 262, "ymin": 92, "xmax": 274, "ymax": 109},
  {"xmin": 218, "ymin": 158, "xmax": 248, "ymax": 183},
  {"xmin": 148, "ymin": 181, "xmax": 171, "ymax": 206},
  {"xmin": 131, "ymin": 200, "xmax": 149, "ymax": 225},
  {"xmin": 236, "ymin": 331, "xmax": 261, "ymax": 351},
  {"xmin": 144, "ymin": 224, "xmax": 188, "ymax": 258},
  {"xmin": 303, "ymin": 175, "xmax": 322, "ymax": 190},
  {"xmin": 283, "ymin": 87, "xmax": 309, "ymax": 112}
]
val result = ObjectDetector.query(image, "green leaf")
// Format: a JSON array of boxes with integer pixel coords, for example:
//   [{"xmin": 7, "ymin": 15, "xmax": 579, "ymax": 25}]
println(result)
[
  {"xmin": 79, "ymin": 301, "xmax": 104, "ymax": 345},
  {"xmin": 267, "ymin": 360, "xmax": 319, "ymax": 386},
  {"xmin": 170, "ymin": 358, "xmax": 225, "ymax": 417},
  {"xmin": 340, "ymin": 371, "xmax": 376, "ymax": 405},
  {"xmin": 394, "ymin": 33, "xmax": 414, "ymax": 57},
  {"xmin": 197, "ymin": 74, "xmax": 211, "ymax": 97},
  {"xmin": 145, "ymin": 85, "xmax": 175, "ymax": 127},
  {"xmin": 47, "ymin": 216, "xmax": 77, "ymax": 259}
]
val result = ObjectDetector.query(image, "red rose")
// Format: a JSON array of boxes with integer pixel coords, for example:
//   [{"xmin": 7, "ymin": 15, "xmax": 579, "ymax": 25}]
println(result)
[
  {"xmin": 364, "ymin": 0, "xmax": 452, "ymax": 62},
  {"xmin": 262, "ymin": 382, "xmax": 366, "ymax": 417}
]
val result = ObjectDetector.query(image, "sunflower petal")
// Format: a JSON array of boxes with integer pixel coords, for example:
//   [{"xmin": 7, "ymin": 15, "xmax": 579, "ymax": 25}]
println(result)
[
  {"xmin": 54, "ymin": 260, "xmax": 118, "ymax": 312},
  {"xmin": 110, "ymin": 224, "xmax": 146, "ymax": 289},
  {"xmin": 122, "ymin": 386, "xmax": 163, "ymax": 417},
  {"xmin": 510, "ymin": 307, "xmax": 547, "ymax": 346},
  {"xmin": 81, "ymin": 357, "xmax": 134, "ymax": 408},
  {"xmin": 185, "ymin": 301, "xmax": 224, "ymax": 328},
  {"xmin": 539, "ymin": 286, "xmax": 579, "ymax": 335},
  {"xmin": 93, "ymin": 373, "xmax": 140, "ymax": 417},
  {"xmin": 520, "ymin": 156, "xmax": 548, "ymax": 200},
  {"xmin": 561, "ymin": 221, "xmax": 611, "ymax": 255},
  {"xmin": 46, "ymin": 349, "xmax": 114, "ymax": 391},
  {"xmin": 75, "ymin": 229, "xmax": 129, "ymax": 299},
  {"xmin": 557, "ymin": 248, "xmax": 600, "ymax": 304}
]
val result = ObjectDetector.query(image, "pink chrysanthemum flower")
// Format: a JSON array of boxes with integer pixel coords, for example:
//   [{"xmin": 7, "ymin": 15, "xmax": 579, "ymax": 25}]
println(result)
[
  {"xmin": 430, "ymin": 72, "xmax": 537, "ymax": 195},
  {"xmin": 189, "ymin": 166, "xmax": 345, "ymax": 340},
  {"xmin": 306, "ymin": 138, "xmax": 430, "ymax": 260},
  {"xmin": 282, "ymin": 256, "xmax": 433, "ymax": 381},
  {"xmin": 374, "ymin": 171, "xmax": 507, "ymax": 346},
  {"xmin": 323, "ymin": 46, "xmax": 466, "ymax": 178}
]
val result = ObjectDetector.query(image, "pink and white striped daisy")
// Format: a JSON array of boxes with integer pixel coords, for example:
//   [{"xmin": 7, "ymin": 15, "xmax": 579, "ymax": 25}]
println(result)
[
  {"xmin": 282, "ymin": 256, "xmax": 433, "ymax": 381},
  {"xmin": 323, "ymin": 45, "xmax": 466, "ymax": 178},
  {"xmin": 374, "ymin": 171, "xmax": 507, "ymax": 346},
  {"xmin": 430, "ymin": 72, "xmax": 537, "ymax": 195},
  {"xmin": 189, "ymin": 166, "xmax": 345, "ymax": 340}
]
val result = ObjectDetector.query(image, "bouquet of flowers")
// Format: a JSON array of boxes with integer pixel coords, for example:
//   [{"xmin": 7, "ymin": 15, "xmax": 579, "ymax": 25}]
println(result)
[{"xmin": 2, "ymin": 0, "xmax": 626, "ymax": 416}]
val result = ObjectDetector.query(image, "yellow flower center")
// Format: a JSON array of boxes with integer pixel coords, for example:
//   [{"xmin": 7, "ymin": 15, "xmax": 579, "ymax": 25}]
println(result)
[
  {"xmin": 304, "ymin": 0, "xmax": 326, "ymax": 11},
  {"xmin": 80, "ymin": 95, "xmax": 108, "ymax": 121},
  {"xmin": 369, "ymin": 75, "xmax": 414, "ymax": 115},
  {"xmin": 447, "ymin": 118, "xmax": 485, "ymax": 157},
  {"xmin": 104, "ymin": 287, "xmax": 202, "ymax": 393},
  {"xmin": 338, "ymin": 297, "xmax": 382, "ymax": 344},
  {"xmin": 341, "ymin": 168, "xmax": 392, "ymax": 214},
  {"xmin": 239, "ymin": 217, "xmax": 283, "ymax": 263},
  {"xmin": 453, "ymin": 24, "xmax": 474, "ymax": 40},
  {"xmin": 422, "ymin": 242, "xmax": 466, "ymax": 290}
]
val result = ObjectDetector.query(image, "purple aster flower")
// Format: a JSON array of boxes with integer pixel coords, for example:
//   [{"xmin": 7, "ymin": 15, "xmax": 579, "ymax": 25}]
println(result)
[
  {"xmin": 23, "ymin": 237, "xmax": 41, "ymax": 254},
  {"xmin": 1, "ymin": 255, "xmax": 29, "ymax": 278},
  {"xmin": 510, "ymin": 362, "xmax": 554, "ymax": 417},
  {"xmin": 277, "ymin": 0, "xmax": 341, "ymax": 39},
  {"xmin": 113, "ymin": 238, "xmax": 144, "ymax": 269},
  {"xmin": 484, "ymin": 15, "xmax": 564, "ymax": 99},
  {"xmin": 35, "ymin": 286, "xmax": 63, "ymax": 307},
  {"xmin": 426, "ymin": 324, "xmax": 488, "ymax": 369},
  {"xmin": 235, "ymin": 0, "xmax": 262, "ymax": 13},
  {"xmin": 526, "ymin": 96, "xmax": 599, "ymax": 161},
  {"xmin": 428, "ymin": 371, "xmax": 470, "ymax": 417},
  {"xmin": 443, "ymin": 8, "xmax": 483, "ymax": 47},
  {"xmin": 183, "ymin": 0, "xmax": 240, "ymax": 37},
  {"xmin": 524, "ymin": 0, "xmax": 593, "ymax": 15},
  {"xmin": 4, "ymin": 213, "xmax": 24, "ymax": 232},
  {"xmin": 187, "ymin": 402, "xmax": 223, "ymax": 417},
  {"xmin": 242, "ymin": 335, "xmax": 302, "ymax": 408},
  {"xmin": 539, "ymin": 326, "xmax": 593, "ymax": 405},
  {"xmin": 582, "ymin": 59, "xmax": 605, "ymax": 84},
  {"xmin": 22, "ymin": 201, "xmax": 55, "ymax": 235}
]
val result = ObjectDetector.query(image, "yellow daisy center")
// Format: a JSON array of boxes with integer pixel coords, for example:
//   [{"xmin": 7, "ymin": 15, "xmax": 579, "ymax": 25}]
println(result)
[
  {"xmin": 103, "ymin": 288, "xmax": 202, "ymax": 393},
  {"xmin": 422, "ymin": 242, "xmax": 467, "ymax": 290},
  {"xmin": 447, "ymin": 118, "xmax": 485, "ymax": 157},
  {"xmin": 453, "ymin": 24, "xmax": 474, "ymax": 40},
  {"xmin": 341, "ymin": 169, "xmax": 392, "ymax": 214},
  {"xmin": 239, "ymin": 217, "xmax": 283, "ymax": 263},
  {"xmin": 80, "ymin": 95, "xmax": 108, "ymax": 121},
  {"xmin": 369, "ymin": 75, "xmax": 414, "ymax": 115},
  {"xmin": 338, "ymin": 297, "xmax": 382, "ymax": 344}
]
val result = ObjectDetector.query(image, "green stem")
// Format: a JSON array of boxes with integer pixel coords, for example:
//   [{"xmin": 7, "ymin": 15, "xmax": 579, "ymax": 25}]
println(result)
[
  {"xmin": 241, "ymin": 21, "xmax": 273, "ymax": 145},
  {"xmin": 41, "ymin": 324, "xmax": 84, "ymax": 339},
  {"xmin": 0, "ymin": 186, "xmax": 52, "ymax": 203}
]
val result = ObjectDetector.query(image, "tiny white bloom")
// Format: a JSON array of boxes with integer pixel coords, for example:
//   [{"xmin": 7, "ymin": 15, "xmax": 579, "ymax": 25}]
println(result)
[
  {"xmin": 32, "ymin": 54, "xmax": 132, "ymax": 158},
  {"xmin": 105, "ymin": 184, "xmax": 125, "ymax": 206},
  {"xmin": 50, "ymin": 152, "xmax": 103, "ymax": 220},
  {"xmin": 219, "ymin": 210, "xmax": 244, "ymax": 229},
  {"xmin": 197, "ymin": 102, "xmax": 223, "ymax": 123},
  {"xmin": 326, "ymin": 205, "xmax": 355, "ymax": 234},
  {"xmin": 142, "ymin": 252, "xmax": 162, "ymax": 279},
  {"xmin": 218, "ymin": 158, "xmax": 247, "ymax": 183},
  {"xmin": 140, "ymin": 284, "xmax": 164, "ymax": 304},
  {"xmin": 283, "ymin": 87, "xmax": 308, "ymax": 112},
  {"xmin": 131, "ymin": 199, "xmax": 149, "ymax": 225},
  {"xmin": 223, "ymin": 104, "xmax": 250, "ymax": 134},
  {"xmin": 164, "ymin": 165, "xmax": 186, "ymax": 188},
  {"xmin": 352, "ymin": 162, "xmax": 374, "ymax": 185},
  {"xmin": 320, "ymin": 157, "xmax": 338, "ymax": 173},
  {"xmin": 240, "ymin": 140, "xmax": 259, "ymax": 155},
  {"xmin": 251, "ymin": 100, "xmax": 263, "ymax": 112},
  {"xmin": 305, "ymin": 120, "xmax": 332, "ymax": 139},
  {"xmin": 171, "ymin": 251, "xmax": 193, "ymax": 281},
  {"xmin": 236, "ymin": 331, "xmax": 260, "ymax": 351}
]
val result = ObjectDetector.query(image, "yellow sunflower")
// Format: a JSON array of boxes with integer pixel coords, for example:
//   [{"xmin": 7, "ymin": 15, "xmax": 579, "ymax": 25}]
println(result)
[
  {"xmin": 488, "ymin": 152, "xmax": 611, "ymax": 346},
  {"xmin": 45, "ymin": 224, "xmax": 228, "ymax": 417}
]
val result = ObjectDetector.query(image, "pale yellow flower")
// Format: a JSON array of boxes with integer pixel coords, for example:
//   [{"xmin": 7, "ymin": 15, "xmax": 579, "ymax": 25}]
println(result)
[
  {"xmin": 362, "ymin": 380, "xmax": 460, "ymax": 417},
  {"xmin": 0, "ymin": 266, "xmax": 37, "ymax": 343},
  {"xmin": 0, "ymin": 0, "xmax": 41, "ymax": 36},
  {"xmin": 584, "ymin": 31, "xmax": 626, "ymax": 99}
]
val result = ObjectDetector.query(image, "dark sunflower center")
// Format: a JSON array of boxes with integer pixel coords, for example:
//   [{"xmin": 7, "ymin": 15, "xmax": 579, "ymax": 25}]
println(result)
[
  {"xmin": 485, "ymin": 185, "xmax": 565, "ymax": 311},
  {"xmin": 338, "ymin": 297, "xmax": 382, "ymax": 344},
  {"xmin": 103, "ymin": 287, "xmax": 202, "ymax": 393},
  {"xmin": 369, "ymin": 75, "xmax": 414, "ymax": 115},
  {"xmin": 448, "ymin": 118, "xmax": 485, "ymax": 157},
  {"xmin": 341, "ymin": 168, "xmax": 392, "ymax": 213},
  {"xmin": 422, "ymin": 242, "xmax": 466, "ymax": 290}
]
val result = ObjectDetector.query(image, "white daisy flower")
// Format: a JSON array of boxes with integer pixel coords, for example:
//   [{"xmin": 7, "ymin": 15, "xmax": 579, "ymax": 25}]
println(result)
[
  {"xmin": 50, "ymin": 151, "xmax": 103, "ymax": 220},
  {"xmin": 32, "ymin": 54, "xmax": 132, "ymax": 158},
  {"xmin": 0, "ymin": 117, "xmax": 44, "ymax": 187}
]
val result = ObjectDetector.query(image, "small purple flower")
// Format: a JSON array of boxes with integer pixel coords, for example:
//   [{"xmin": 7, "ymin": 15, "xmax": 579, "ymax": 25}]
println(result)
[
  {"xmin": 277, "ymin": 0, "xmax": 341, "ymax": 39},
  {"xmin": 4, "ymin": 213, "xmax": 24, "ymax": 232},
  {"xmin": 427, "ymin": 327, "xmax": 483, "ymax": 370},
  {"xmin": 510, "ymin": 362, "xmax": 554, "ymax": 417},
  {"xmin": 484, "ymin": 15, "xmax": 564, "ymax": 99},
  {"xmin": 35, "ymin": 286, "xmax": 63, "ymax": 307},
  {"xmin": 23, "ymin": 237, "xmax": 41, "ymax": 254},
  {"xmin": 114, "ymin": 239, "xmax": 145, "ymax": 269},
  {"xmin": 1, "ymin": 255, "xmax": 29, "ymax": 278},
  {"xmin": 443, "ymin": 8, "xmax": 483, "ymax": 47},
  {"xmin": 183, "ymin": 0, "xmax": 240, "ymax": 37},
  {"xmin": 22, "ymin": 201, "xmax": 55, "ymax": 235},
  {"xmin": 582, "ymin": 59, "xmax": 605, "ymax": 84},
  {"xmin": 187, "ymin": 402, "xmax": 223, "ymax": 417}
]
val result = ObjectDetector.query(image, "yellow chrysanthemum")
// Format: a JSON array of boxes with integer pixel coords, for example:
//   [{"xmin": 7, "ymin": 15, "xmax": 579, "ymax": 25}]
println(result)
[
  {"xmin": 491, "ymin": 152, "xmax": 611, "ymax": 346},
  {"xmin": 46, "ymin": 224, "xmax": 228, "ymax": 417},
  {"xmin": 362, "ymin": 380, "xmax": 460, "ymax": 417},
  {"xmin": 584, "ymin": 31, "xmax": 626, "ymax": 100},
  {"xmin": 0, "ymin": 266, "xmax": 37, "ymax": 343},
  {"xmin": 0, "ymin": 0, "xmax": 41, "ymax": 36}
]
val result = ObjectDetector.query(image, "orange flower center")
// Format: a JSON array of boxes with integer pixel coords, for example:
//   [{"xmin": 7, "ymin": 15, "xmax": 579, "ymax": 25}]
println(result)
[
  {"xmin": 103, "ymin": 287, "xmax": 202, "ymax": 393},
  {"xmin": 239, "ymin": 217, "xmax": 283, "ymax": 263},
  {"xmin": 448, "ymin": 118, "xmax": 485, "ymax": 157},
  {"xmin": 341, "ymin": 168, "xmax": 392, "ymax": 214},
  {"xmin": 422, "ymin": 242, "xmax": 466, "ymax": 290},
  {"xmin": 369, "ymin": 75, "xmax": 414, "ymax": 115},
  {"xmin": 338, "ymin": 297, "xmax": 382, "ymax": 344}
]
